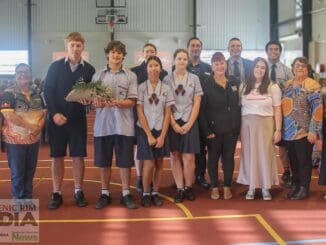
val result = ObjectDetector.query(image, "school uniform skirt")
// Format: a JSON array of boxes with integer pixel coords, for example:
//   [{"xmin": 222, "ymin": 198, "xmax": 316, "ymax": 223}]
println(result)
[
  {"xmin": 169, "ymin": 119, "xmax": 200, "ymax": 154},
  {"xmin": 136, "ymin": 126, "xmax": 170, "ymax": 160},
  {"xmin": 237, "ymin": 115, "xmax": 279, "ymax": 189}
]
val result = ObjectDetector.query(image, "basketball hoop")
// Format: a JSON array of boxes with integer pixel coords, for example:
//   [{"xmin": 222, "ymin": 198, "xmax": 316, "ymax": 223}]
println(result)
[{"xmin": 106, "ymin": 15, "xmax": 116, "ymax": 40}]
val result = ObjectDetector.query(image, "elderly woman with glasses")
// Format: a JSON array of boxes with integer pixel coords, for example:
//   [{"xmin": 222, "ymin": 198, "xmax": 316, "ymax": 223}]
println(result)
[
  {"xmin": 282, "ymin": 57, "xmax": 323, "ymax": 200},
  {"xmin": 136, "ymin": 56, "xmax": 174, "ymax": 207},
  {"xmin": 164, "ymin": 49, "xmax": 203, "ymax": 203}
]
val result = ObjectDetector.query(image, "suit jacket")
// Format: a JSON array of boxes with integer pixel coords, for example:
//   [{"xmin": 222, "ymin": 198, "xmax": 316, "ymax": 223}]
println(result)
[{"xmin": 227, "ymin": 57, "xmax": 252, "ymax": 83}]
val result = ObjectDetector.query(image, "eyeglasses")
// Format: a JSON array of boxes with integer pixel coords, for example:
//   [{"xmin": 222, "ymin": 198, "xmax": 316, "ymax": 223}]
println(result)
[
  {"xmin": 16, "ymin": 71, "xmax": 31, "ymax": 75},
  {"xmin": 175, "ymin": 84, "xmax": 185, "ymax": 96},
  {"xmin": 148, "ymin": 93, "xmax": 159, "ymax": 105},
  {"xmin": 293, "ymin": 64, "xmax": 307, "ymax": 69}
]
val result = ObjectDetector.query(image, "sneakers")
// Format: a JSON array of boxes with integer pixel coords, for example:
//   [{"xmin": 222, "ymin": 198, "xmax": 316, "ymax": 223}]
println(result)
[
  {"xmin": 223, "ymin": 187, "xmax": 232, "ymax": 200},
  {"xmin": 141, "ymin": 195, "xmax": 152, "ymax": 208},
  {"xmin": 120, "ymin": 194, "xmax": 138, "ymax": 209},
  {"xmin": 95, "ymin": 194, "xmax": 112, "ymax": 209},
  {"xmin": 151, "ymin": 194, "xmax": 163, "ymax": 206},
  {"xmin": 262, "ymin": 189, "xmax": 272, "ymax": 201},
  {"xmin": 211, "ymin": 188, "xmax": 220, "ymax": 200},
  {"xmin": 74, "ymin": 190, "xmax": 88, "ymax": 207},
  {"xmin": 185, "ymin": 187, "xmax": 196, "ymax": 201},
  {"xmin": 174, "ymin": 189, "xmax": 185, "ymax": 203},
  {"xmin": 48, "ymin": 192, "xmax": 63, "ymax": 209},
  {"xmin": 245, "ymin": 189, "xmax": 255, "ymax": 200}
]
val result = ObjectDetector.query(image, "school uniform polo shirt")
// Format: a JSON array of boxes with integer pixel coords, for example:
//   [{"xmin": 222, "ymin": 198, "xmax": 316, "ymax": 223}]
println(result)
[
  {"xmin": 93, "ymin": 66, "xmax": 138, "ymax": 137},
  {"xmin": 164, "ymin": 71, "xmax": 203, "ymax": 122},
  {"xmin": 137, "ymin": 80, "xmax": 175, "ymax": 130}
]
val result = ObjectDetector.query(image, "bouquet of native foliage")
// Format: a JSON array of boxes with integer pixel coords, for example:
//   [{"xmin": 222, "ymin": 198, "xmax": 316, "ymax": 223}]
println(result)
[{"xmin": 65, "ymin": 80, "xmax": 115, "ymax": 102}]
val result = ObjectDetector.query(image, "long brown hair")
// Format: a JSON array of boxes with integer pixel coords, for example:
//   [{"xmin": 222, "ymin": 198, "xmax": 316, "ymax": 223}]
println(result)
[{"xmin": 244, "ymin": 57, "xmax": 270, "ymax": 95}]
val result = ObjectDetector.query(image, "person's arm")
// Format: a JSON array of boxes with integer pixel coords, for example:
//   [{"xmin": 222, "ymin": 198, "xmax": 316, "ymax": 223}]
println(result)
[
  {"xmin": 155, "ymin": 106, "xmax": 171, "ymax": 148},
  {"xmin": 198, "ymin": 86, "xmax": 214, "ymax": 139},
  {"xmin": 273, "ymin": 105, "xmax": 282, "ymax": 144},
  {"xmin": 307, "ymin": 83, "xmax": 323, "ymax": 144},
  {"xmin": 181, "ymin": 95, "xmax": 201, "ymax": 135},
  {"xmin": 137, "ymin": 104, "xmax": 156, "ymax": 146}
]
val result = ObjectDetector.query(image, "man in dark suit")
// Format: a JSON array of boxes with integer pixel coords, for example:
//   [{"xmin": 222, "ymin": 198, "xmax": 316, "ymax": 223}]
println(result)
[
  {"xmin": 187, "ymin": 37, "xmax": 211, "ymax": 190},
  {"xmin": 226, "ymin": 37, "xmax": 252, "ymax": 83}
]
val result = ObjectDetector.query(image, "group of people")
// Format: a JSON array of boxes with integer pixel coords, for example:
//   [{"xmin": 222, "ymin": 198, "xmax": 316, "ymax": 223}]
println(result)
[{"xmin": 0, "ymin": 32, "xmax": 325, "ymax": 210}]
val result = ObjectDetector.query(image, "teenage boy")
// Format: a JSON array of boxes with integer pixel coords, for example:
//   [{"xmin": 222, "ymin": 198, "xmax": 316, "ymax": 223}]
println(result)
[
  {"xmin": 44, "ymin": 32, "xmax": 95, "ymax": 209},
  {"xmin": 92, "ymin": 40, "xmax": 138, "ymax": 209}
]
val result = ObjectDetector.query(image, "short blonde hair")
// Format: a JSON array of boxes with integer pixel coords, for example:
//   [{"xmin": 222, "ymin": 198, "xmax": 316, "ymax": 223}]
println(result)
[{"xmin": 64, "ymin": 32, "xmax": 85, "ymax": 45}]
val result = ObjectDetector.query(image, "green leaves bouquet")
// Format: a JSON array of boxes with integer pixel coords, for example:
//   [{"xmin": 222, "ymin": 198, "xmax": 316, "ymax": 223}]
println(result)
[{"xmin": 65, "ymin": 80, "xmax": 115, "ymax": 102}]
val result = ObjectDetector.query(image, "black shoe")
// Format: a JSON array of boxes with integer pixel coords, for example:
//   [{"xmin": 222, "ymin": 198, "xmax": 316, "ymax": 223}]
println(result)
[
  {"xmin": 282, "ymin": 171, "xmax": 292, "ymax": 188},
  {"xmin": 291, "ymin": 186, "xmax": 309, "ymax": 200},
  {"xmin": 185, "ymin": 187, "xmax": 196, "ymax": 201},
  {"xmin": 120, "ymin": 194, "xmax": 138, "ymax": 209},
  {"xmin": 152, "ymin": 194, "xmax": 163, "ymax": 206},
  {"xmin": 74, "ymin": 190, "xmax": 88, "ymax": 207},
  {"xmin": 136, "ymin": 179, "xmax": 143, "ymax": 193},
  {"xmin": 195, "ymin": 176, "xmax": 210, "ymax": 190},
  {"xmin": 174, "ymin": 189, "xmax": 185, "ymax": 203},
  {"xmin": 95, "ymin": 194, "xmax": 112, "ymax": 209},
  {"xmin": 141, "ymin": 195, "xmax": 152, "ymax": 208},
  {"xmin": 286, "ymin": 185, "xmax": 299, "ymax": 199},
  {"xmin": 48, "ymin": 192, "xmax": 63, "ymax": 209}
]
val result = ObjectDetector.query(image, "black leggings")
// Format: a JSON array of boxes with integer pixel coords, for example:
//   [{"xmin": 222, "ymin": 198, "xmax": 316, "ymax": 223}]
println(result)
[{"xmin": 207, "ymin": 132, "xmax": 238, "ymax": 188}]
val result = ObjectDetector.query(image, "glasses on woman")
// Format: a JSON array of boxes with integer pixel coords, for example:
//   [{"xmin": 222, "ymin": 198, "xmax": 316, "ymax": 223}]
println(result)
[
  {"xmin": 148, "ymin": 93, "xmax": 159, "ymax": 105},
  {"xmin": 175, "ymin": 84, "xmax": 185, "ymax": 96}
]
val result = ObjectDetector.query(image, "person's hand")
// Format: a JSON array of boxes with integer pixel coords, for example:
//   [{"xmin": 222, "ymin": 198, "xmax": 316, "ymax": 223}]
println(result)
[
  {"xmin": 53, "ymin": 113, "xmax": 67, "ymax": 126},
  {"xmin": 307, "ymin": 132, "xmax": 317, "ymax": 144},
  {"xmin": 79, "ymin": 98, "xmax": 91, "ymax": 105},
  {"xmin": 92, "ymin": 97, "xmax": 105, "ymax": 108},
  {"xmin": 172, "ymin": 123, "xmax": 183, "ymax": 134},
  {"xmin": 147, "ymin": 135, "xmax": 157, "ymax": 146},
  {"xmin": 180, "ymin": 122, "xmax": 192, "ymax": 135},
  {"xmin": 273, "ymin": 131, "xmax": 282, "ymax": 144},
  {"xmin": 155, "ymin": 135, "xmax": 164, "ymax": 148},
  {"xmin": 206, "ymin": 133, "xmax": 215, "ymax": 139},
  {"xmin": 104, "ymin": 100, "xmax": 116, "ymax": 107}
]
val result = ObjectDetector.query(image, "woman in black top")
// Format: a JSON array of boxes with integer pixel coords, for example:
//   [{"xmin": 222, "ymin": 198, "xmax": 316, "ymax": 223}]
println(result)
[{"xmin": 199, "ymin": 52, "xmax": 241, "ymax": 200}]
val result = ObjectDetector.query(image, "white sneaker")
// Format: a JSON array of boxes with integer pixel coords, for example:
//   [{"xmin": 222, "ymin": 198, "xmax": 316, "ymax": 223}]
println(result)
[
  {"xmin": 262, "ymin": 189, "xmax": 272, "ymax": 201},
  {"xmin": 245, "ymin": 189, "xmax": 255, "ymax": 200}
]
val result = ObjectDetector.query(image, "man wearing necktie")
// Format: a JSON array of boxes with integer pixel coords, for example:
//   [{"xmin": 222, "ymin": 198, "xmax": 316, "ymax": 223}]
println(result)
[
  {"xmin": 226, "ymin": 37, "xmax": 252, "ymax": 84},
  {"xmin": 265, "ymin": 40, "xmax": 294, "ymax": 187}
]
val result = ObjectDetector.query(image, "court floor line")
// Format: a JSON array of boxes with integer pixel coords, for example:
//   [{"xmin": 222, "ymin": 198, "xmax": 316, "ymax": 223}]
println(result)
[
  {"xmin": 232, "ymin": 238, "xmax": 326, "ymax": 245},
  {"xmin": 0, "ymin": 177, "xmax": 193, "ymax": 218},
  {"xmin": 255, "ymin": 214, "xmax": 286, "ymax": 245}
]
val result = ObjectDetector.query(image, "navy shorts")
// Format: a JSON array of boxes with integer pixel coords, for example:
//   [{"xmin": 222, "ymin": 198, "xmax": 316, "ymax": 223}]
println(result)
[
  {"xmin": 94, "ymin": 135, "xmax": 134, "ymax": 168},
  {"xmin": 136, "ymin": 126, "xmax": 170, "ymax": 160},
  {"xmin": 169, "ymin": 119, "xmax": 200, "ymax": 154},
  {"xmin": 48, "ymin": 117, "xmax": 87, "ymax": 157}
]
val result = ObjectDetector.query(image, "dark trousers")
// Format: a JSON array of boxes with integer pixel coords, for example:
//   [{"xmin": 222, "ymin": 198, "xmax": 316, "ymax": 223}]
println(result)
[
  {"xmin": 285, "ymin": 137, "xmax": 313, "ymax": 190},
  {"xmin": 6, "ymin": 142, "xmax": 39, "ymax": 199},
  {"xmin": 195, "ymin": 137, "xmax": 207, "ymax": 178},
  {"xmin": 206, "ymin": 133, "xmax": 238, "ymax": 188}
]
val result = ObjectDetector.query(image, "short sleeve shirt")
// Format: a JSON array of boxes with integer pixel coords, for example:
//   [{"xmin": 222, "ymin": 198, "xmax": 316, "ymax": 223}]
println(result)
[
  {"xmin": 93, "ymin": 66, "xmax": 138, "ymax": 137},
  {"xmin": 241, "ymin": 83, "xmax": 281, "ymax": 116},
  {"xmin": 0, "ymin": 85, "xmax": 45, "ymax": 144},
  {"xmin": 137, "ymin": 80, "xmax": 175, "ymax": 130},
  {"xmin": 164, "ymin": 71, "xmax": 203, "ymax": 122}
]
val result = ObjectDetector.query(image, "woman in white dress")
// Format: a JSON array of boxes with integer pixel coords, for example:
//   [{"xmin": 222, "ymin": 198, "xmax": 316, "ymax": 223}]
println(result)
[{"xmin": 237, "ymin": 57, "xmax": 282, "ymax": 200}]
